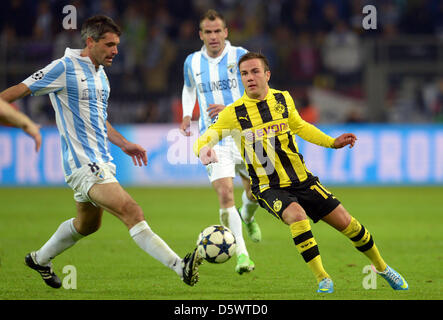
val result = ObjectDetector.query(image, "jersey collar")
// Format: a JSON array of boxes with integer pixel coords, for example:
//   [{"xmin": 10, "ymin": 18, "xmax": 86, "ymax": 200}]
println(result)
[
  {"xmin": 242, "ymin": 87, "xmax": 272, "ymax": 103},
  {"xmin": 64, "ymin": 48, "xmax": 104, "ymax": 71}
]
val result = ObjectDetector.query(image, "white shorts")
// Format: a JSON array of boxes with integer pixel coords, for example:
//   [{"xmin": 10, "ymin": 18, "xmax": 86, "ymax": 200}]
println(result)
[
  {"xmin": 65, "ymin": 162, "xmax": 118, "ymax": 203},
  {"xmin": 206, "ymin": 141, "xmax": 249, "ymax": 183}
]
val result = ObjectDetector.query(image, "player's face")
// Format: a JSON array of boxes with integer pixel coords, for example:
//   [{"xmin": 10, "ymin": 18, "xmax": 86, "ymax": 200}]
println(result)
[
  {"xmin": 88, "ymin": 32, "xmax": 120, "ymax": 67},
  {"xmin": 240, "ymin": 58, "xmax": 271, "ymax": 100},
  {"xmin": 199, "ymin": 18, "xmax": 228, "ymax": 58}
]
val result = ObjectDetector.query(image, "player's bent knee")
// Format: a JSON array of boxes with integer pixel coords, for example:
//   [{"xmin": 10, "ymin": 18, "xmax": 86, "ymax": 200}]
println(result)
[
  {"xmin": 282, "ymin": 203, "xmax": 307, "ymax": 225},
  {"xmin": 217, "ymin": 187, "xmax": 234, "ymax": 204},
  {"xmin": 322, "ymin": 204, "xmax": 352, "ymax": 231}
]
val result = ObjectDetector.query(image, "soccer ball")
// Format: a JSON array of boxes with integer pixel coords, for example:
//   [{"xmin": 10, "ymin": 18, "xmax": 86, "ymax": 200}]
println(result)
[{"xmin": 196, "ymin": 225, "xmax": 236, "ymax": 263}]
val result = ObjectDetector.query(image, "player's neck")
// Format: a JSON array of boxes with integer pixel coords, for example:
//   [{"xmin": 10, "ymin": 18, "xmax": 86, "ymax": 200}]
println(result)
[
  {"xmin": 248, "ymin": 87, "xmax": 269, "ymax": 101},
  {"xmin": 80, "ymin": 48, "xmax": 100, "ymax": 70},
  {"xmin": 206, "ymin": 43, "xmax": 226, "ymax": 58}
]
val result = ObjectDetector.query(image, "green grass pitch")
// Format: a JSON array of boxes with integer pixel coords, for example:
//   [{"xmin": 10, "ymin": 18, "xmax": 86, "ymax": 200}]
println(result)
[{"xmin": 0, "ymin": 186, "xmax": 441, "ymax": 300}]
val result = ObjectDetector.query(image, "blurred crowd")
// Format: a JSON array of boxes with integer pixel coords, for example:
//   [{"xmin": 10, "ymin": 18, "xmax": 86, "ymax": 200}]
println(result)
[{"xmin": 0, "ymin": 0, "xmax": 442, "ymax": 124}]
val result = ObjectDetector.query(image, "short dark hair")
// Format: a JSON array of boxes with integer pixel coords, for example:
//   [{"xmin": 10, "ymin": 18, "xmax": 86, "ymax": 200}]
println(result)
[
  {"xmin": 81, "ymin": 15, "xmax": 121, "ymax": 46},
  {"xmin": 199, "ymin": 9, "xmax": 226, "ymax": 30},
  {"xmin": 238, "ymin": 52, "xmax": 270, "ymax": 72}
]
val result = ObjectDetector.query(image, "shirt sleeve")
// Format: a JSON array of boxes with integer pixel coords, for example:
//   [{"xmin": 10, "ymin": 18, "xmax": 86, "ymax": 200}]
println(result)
[
  {"xmin": 285, "ymin": 91, "xmax": 336, "ymax": 148},
  {"xmin": 193, "ymin": 105, "xmax": 237, "ymax": 156},
  {"xmin": 22, "ymin": 59, "xmax": 66, "ymax": 96},
  {"xmin": 182, "ymin": 55, "xmax": 196, "ymax": 118}
]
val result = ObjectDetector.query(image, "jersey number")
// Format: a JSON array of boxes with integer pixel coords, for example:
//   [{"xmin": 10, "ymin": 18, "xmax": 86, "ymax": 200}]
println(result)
[{"xmin": 88, "ymin": 162, "xmax": 100, "ymax": 173}]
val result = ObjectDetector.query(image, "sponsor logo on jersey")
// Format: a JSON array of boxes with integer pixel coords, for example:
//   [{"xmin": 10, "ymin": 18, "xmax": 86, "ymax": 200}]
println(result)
[
  {"xmin": 227, "ymin": 63, "xmax": 237, "ymax": 74},
  {"xmin": 81, "ymin": 88, "xmax": 109, "ymax": 101},
  {"xmin": 197, "ymin": 78, "xmax": 238, "ymax": 93},
  {"xmin": 244, "ymin": 130, "xmax": 255, "ymax": 142},
  {"xmin": 243, "ymin": 122, "xmax": 288, "ymax": 142}
]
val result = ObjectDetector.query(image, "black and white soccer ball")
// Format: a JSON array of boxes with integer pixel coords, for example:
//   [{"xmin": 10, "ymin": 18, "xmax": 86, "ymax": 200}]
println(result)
[{"xmin": 196, "ymin": 225, "xmax": 236, "ymax": 263}]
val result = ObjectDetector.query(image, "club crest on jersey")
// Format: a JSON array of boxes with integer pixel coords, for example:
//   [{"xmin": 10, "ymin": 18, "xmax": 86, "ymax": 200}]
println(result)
[
  {"xmin": 273, "ymin": 199, "xmax": 282, "ymax": 212},
  {"xmin": 275, "ymin": 103, "xmax": 285, "ymax": 114},
  {"xmin": 211, "ymin": 115, "xmax": 219, "ymax": 124}
]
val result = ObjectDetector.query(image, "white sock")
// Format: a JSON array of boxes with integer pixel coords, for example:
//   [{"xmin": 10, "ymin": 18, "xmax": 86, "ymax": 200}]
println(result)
[
  {"xmin": 129, "ymin": 220, "xmax": 182, "ymax": 277},
  {"xmin": 35, "ymin": 218, "xmax": 84, "ymax": 266},
  {"xmin": 219, "ymin": 206, "xmax": 248, "ymax": 256},
  {"xmin": 240, "ymin": 191, "xmax": 259, "ymax": 224}
]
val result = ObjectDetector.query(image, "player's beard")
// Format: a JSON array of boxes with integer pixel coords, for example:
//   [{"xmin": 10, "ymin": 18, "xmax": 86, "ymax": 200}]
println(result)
[
  {"xmin": 207, "ymin": 40, "xmax": 225, "ymax": 58},
  {"xmin": 91, "ymin": 48, "xmax": 113, "ymax": 67},
  {"xmin": 99, "ymin": 53, "xmax": 114, "ymax": 67}
]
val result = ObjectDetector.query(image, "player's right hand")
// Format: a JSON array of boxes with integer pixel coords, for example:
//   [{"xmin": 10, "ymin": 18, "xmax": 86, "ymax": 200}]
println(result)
[
  {"xmin": 207, "ymin": 104, "xmax": 225, "ymax": 118},
  {"xmin": 199, "ymin": 146, "xmax": 218, "ymax": 165},
  {"xmin": 179, "ymin": 116, "xmax": 192, "ymax": 136}
]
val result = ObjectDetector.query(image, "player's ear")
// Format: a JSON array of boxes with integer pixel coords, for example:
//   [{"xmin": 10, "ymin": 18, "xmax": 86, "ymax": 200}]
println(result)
[
  {"xmin": 265, "ymin": 70, "xmax": 271, "ymax": 82},
  {"xmin": 85, "ymin": 36, "xmax": 95, "ymax": 49},
  {"xmin": 223, "ymin": 27, "xmax": 228, "ymax": 39},
  {"xmin": 199, "ymin": 30, "xmax": 203, "ymax": 41}
]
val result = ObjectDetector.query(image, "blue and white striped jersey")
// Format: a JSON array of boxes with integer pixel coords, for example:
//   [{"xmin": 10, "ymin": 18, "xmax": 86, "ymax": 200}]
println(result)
[
  {"xmin": 22, "ymin": 48, "xmax": 112, "ymax": 177},
  {"xmin": 182, "ymin": 41, "xmax": 247, "ymax": 136}
]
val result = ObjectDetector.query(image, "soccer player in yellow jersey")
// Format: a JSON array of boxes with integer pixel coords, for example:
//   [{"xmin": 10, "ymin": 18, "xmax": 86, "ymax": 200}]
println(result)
[{"xmin": 194, "ymin": 52, "xmax": 408, "ymax": 293}]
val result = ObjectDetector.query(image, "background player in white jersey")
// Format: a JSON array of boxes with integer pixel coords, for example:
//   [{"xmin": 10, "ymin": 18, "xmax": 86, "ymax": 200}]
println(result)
[
  {"xmin": 0, "ymin": 97, "xmax": 41, "ymax": 152},
  {"xmin": 179, "ymin": 9, "xmax": 259, "ymax": 274},
  {"xmin": 0, "ymin": 15, "xmax": 202, "ymax": 288}
]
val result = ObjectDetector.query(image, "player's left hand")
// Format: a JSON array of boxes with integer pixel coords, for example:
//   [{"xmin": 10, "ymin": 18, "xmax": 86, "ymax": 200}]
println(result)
[
  {"xmin": 333, "ymin": 133, "xmax": 357, "ymax": 149},
  {"xmin": 199, "ymin": 146, "xmax": 218, "ymax": 165},
  {"xmin": 122, "ymin": 142, "xmax": 148, "ymax": 166},
  {"xmin": 207, "ymin": 104, "xmax": 225, "ymax": 119}
]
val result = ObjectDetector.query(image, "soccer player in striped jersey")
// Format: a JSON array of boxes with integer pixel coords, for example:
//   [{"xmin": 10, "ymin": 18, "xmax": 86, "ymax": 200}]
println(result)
[
  {"xmin": 179, "ymin": 10, "xmax": 259, "ymax": 274},
  {"xmin": 0, "ymin": 15, "xmax": 202, "ymax": 288},
  {"xmin": 194, "ymin": 52, "xmax": 408, "ymax": 293},
  {"xmin": 0, "ymin": 97, "xmax": 41, "ymax": 151}
]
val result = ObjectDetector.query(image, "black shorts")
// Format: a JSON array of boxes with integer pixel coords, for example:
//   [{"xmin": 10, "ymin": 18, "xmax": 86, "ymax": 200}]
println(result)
[{"xmin": 254, "ymin": 176, "xmax": 341, "ymax": 223}]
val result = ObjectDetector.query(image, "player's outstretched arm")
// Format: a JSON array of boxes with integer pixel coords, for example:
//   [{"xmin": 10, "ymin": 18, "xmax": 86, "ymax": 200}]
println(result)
[
  {"xmin": 180, "ymin": 77, "xmax": 197, "ymax": 136},
  {"xmin": 333, "ymin": 133, "xmax": 357, "ymax": 149},
  {"xmin": 0, "ymin": 83, "xmax": 31, "ymax": 103},
  {"xmin": 106, "ymin": 121, "xmax": 148, "ymax": 166}
]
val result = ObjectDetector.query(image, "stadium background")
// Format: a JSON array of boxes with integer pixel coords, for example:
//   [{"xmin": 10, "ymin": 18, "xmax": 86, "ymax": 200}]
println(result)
[{"xmin": 0, "ymin": 0, "xmax": 442, "ymax": 186}]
